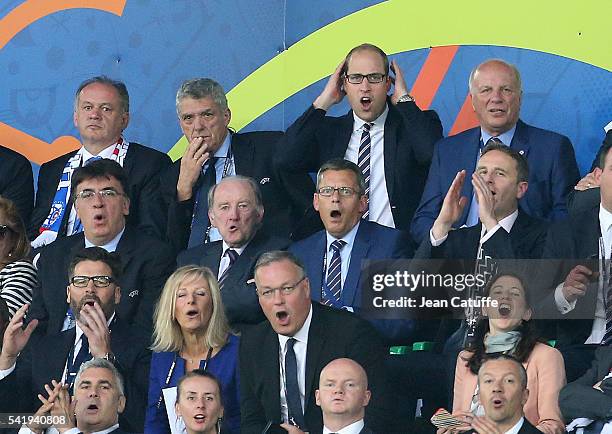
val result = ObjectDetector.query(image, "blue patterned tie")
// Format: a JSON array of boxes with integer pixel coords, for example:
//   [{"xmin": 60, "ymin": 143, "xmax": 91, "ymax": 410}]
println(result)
[
  {"xmin": 285, "ymin": 338, "xmax": 305, "ymax": 429},
  {"xmin": 602, "ymin": 251, "xmax": 612, "ymax": 345},
  {"xmin": 358, "ymin": 123, "xmax": 373, "ymax": 220},
  {"xmin": 188, "ymin": 158, "xmax": 217, "ymax": 248},
  {"xmin": 323, "ymin": 240, "xmax": 347, "ymax": 305},
  {"xmin": 218, "ymin": 249, "xmax": 238, "ymax": 290}
]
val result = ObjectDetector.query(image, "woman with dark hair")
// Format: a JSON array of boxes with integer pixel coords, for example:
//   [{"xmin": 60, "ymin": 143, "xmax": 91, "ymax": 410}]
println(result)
[
  {"xmin": 145, "ymin": 265, "xmax": 239, "ymax": 434},
  {"xmin": 175, "ymin": 370, "xmax": 225, "ymax": 434},
  {"xmin": 440, "ymin": 272, "xmax": 566, "ymax": 434},
  {"xmin": 0, "ymin": 197, "xmax": 37, "ymax": 318}
]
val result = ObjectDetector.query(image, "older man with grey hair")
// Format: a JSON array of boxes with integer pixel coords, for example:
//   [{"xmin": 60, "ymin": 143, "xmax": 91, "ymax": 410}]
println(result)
[
  {"xmin": 411, "ymin": 58, "xmax": 579, "ymax": 243},
  {"xmin": 160, "ymin": 77, "xmax": 315, "ymax": 253}
]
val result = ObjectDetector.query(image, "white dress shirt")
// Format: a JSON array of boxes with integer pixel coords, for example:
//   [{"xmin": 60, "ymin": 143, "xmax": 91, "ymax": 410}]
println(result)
[
  {"xmin": 554, "ymin": 204, "xmax": 610, "ymax": 343},
  {"xmin": 277, "ymin": 306, "xmax": 313, "ymax": 424},
  {"xmin": 345, "ymin": 105, "xmax": 394, "ymax": 228},
  {"xmin": 217, "ymin": 241, "xmax": 248, "ymax": 279},
  {"xmin": 323, "ymin": 419, "xmax": 365, "ymax": 434},
  {"xmin": 324, "ymin": 221, "xmax": 360, "ymax": 292},
  {"xmin": 504, "ymin": 416, "xmax": 525, "ymax": 434}
]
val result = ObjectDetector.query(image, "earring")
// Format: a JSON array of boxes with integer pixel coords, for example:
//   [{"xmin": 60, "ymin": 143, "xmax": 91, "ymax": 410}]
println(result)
[{"xmin": 216, "ymin": 417, "xmax": 223, "ymax": 434}]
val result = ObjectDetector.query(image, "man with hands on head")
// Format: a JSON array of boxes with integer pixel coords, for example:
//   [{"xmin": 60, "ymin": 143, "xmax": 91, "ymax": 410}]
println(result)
[
  {"xmin": 22, "ymin": 358, "xmax": 131, "ymax": 434},
  {"xmin": 278, "ymin": 43, "xmax": 443, "ymax": 232},
  {"xmin": 0, "ymin": 247, "xmax": 150, "ymax": 433},
  {"xmin": 161, "ymin": 78, "xmax": 314, "ymax": 253}
]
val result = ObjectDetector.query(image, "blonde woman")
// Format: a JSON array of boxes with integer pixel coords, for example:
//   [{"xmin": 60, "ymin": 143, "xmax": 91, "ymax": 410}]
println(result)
[{"xmin": 145, "ymin": 266, "xmax": 239, "ymax": 434}]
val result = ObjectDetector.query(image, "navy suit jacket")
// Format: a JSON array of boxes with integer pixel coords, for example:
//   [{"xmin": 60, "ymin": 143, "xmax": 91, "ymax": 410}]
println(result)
[
  {"xmin": 289, "ymin": 220, "xmax": 414, "ymax": 341},
  {"xmin": 0, "ymin": 317, "xmax": 150, "ymax": 433},
  {"xmin": 177, "ymin": 231, "xmax": 290, "ymax": 331},
  {"xmin": 0, "ymin": 145, "xmax": 34, "ymax": 224},
  {"xmin": 278, "ymin": 101, "xmax": 443, "ymax": 231},
  {"xmin": 411, "ymin": 120, "xmax": 580, "ymax": 243},
  {"xmin": 29, "ymin": 142, "xmax": 171, "ymax": 240},
  {"xmin": 29, "ymin": 225, "xmax": 176, "ymax": 335},
  {"xmin": 160, "ymin": 131, "xmax": 315, "ymax": 253}
]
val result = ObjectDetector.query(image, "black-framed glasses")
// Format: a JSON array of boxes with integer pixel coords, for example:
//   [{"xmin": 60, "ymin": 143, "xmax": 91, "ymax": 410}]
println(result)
[
  {"xmin": 70, "ymin": 275, "xmax": 115, "ymax": 288},
  {"xmin": 345, "ymin": 73, "xmax": 386, "ymax": 84},
  {"xmin": 0, "ymin": 225, "xmax": 14, "ymax": 238},
  {"xmin": 317, "ymin": 186, "xmax": 359, "ymax": 197},
  {"xmin": 256, "ymin": 276, "xmax": 306, "ymax": 299},
  {"xmin": 75, "ymin": 188, "xmax": 123, "ymax": 201}
]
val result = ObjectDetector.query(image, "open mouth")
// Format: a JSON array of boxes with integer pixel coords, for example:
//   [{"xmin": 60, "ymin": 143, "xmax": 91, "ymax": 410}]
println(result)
[
  {"xmin": 492, "ymin": 398, "xmax": 504, "ymax": 408},
  {"xmin": 227, "ymin": 224, "xmax": 238, "ymax": 232},
  {"xmin": 186, "ymin": 309, "xmax": 199, "ymax": 318},
  {"xmin": 498, "ymin": 303, "xmax": 511, "ymax": 317},
  {"xmin": 276, "ymin": 310, "xmax": 289, "ymax": 324},
  {"xmin": 360, "ymin": 97, "xmax": 372, "ymax": 109},
  {"xmin": 330, "ymin": 210, "xmax": 341, "ymax": 218},
  {"xmin": 93, "ymin": 213, "xmax": 105, "ymax": 223},
  {"xmin": 194, "ymin": 414, "xmax": 207, "ymax": 424}
]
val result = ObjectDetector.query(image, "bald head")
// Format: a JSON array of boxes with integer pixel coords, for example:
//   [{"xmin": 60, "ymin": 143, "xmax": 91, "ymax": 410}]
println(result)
[{"xmin": 315, "ymin": 358, "xmax": 371, "ymax": 431}]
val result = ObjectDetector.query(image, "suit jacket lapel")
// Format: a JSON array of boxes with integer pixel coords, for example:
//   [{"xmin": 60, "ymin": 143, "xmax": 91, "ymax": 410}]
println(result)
[
  {"xmin": 577, "ymin": 207, "xmax": 600, "ymax": 258},
  {"xmin": 342, "ymin": 223, "xmax": 371, "ymax": 306},
  {"xmin": 306, "ymin": 233, "xmax": 326, "ymax": 303},
  {"xmin": 200, "ymin": 242, "xmax": 224, "ymax": 275},
  {"xmin": 116, "ymin": 226, "xmax": 137, "ymax": 270},
  {"xmin": 51, "ymin": 328, "xmax": 77, "ymax": 382},
  {"xmin": 304, "ymin": 304, "xmax": 325, "ymax": 411},
  {"xmin": 333, "ymin": 112, "xmax": 354, "ymax": 159},
  {"xmin": 383, "ymin": 105, "xmax": 399, "ymax": 199},
  {"xmin": 510, "ymin": 120, "xmax": 531, "ymax": 158},
  {"xmin": 263, "ymin": 326, "xmax": 281, "ymax": 418}
]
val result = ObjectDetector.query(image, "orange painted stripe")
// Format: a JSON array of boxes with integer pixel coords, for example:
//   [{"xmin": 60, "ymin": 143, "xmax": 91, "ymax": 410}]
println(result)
[
  {"xmin": 449, "ymin": 93, "xmax": 479, "ymax": 136},
  {"xmin": 411, "ymin": 45, "xmax": 458, "ymax": 110},
  {"xmin": 0, "ymin": 122, "xmax": 81, "ymax": 164},
  {"xmin": 0, "ymin": 0, "xmax": 126, "ymax": 50}
]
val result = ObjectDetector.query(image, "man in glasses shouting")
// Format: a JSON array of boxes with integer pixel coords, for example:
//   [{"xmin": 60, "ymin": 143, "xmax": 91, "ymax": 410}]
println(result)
[
  {"xmin": 279, "ymin": 43, "xmax": 442, "ymax": 233},
  {"xmin": 29, "ymin": 159, "xmax": 175, "ymax": 336},
  {"xmin": 0, "ymin": 247, "xmax": 150, "ymax": 433}
]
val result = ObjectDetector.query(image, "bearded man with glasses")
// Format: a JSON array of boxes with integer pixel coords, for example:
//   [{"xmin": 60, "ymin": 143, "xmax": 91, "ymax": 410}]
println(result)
[
  {"xmin": 29, "ymin": 159, "xmax": 175, "ymax": 336},
  {"xmin": 279, "ymin": 43, "xmax": 442, "ymax": 233},
  {"xmin": 0, "ymin": 246, "xmax": 150, "ymax": 433}
]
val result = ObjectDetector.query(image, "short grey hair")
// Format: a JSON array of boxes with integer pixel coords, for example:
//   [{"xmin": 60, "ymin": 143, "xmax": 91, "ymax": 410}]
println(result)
[
  {"xmin": 468, "ymin": 59, "xmax": 522, "ymax": 95},
  {"xmin": 75, "ymin": 358, "xmax": 125, "ymax": 397},
  {"xmin": 316, "ymin": 158, "xmax": 366, "ymax": 195},
  {"xmin": 176, "ymin": 78, "xmax": 228, "ymax": 115},
  {"xmin": 478, "ymin": 354, "xmax": 528, "ymax": 389},
  {"xmin": 74, "ymin": 76, "xmax": 129, "ymax": 113},
  {"xmin": 254, "ymin": 250, "xmax": 306, "ymax": 278},
  {"xmin": 207, "ymin": 175, "xmax": 264, "ymax": 211}
]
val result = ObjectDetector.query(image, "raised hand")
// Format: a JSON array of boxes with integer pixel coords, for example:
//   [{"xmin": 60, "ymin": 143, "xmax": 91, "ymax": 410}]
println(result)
[
  {"xmin": 177, "ymin": 130, "xmax": 211, "ymax": 201},
  {"xmin": 77, "ymin": 302, "xmax": 111, "ymax": 358},
  {"xmin": 562, "ymin": 265, "xmax": 594, "ymax": 303},
  {"xmin": 432, "ymin": 170, "xmax": 468, "ymax": 240},
  {"xmin": 52, "ymin": 385, "xmax": 77, "ymax": 433},
  {"xmin": 0, "ymin": 303, "xmax": 38, "ymax": 369},
  {"xmin": 390, "ymin": 59, "xmax": 410, "ymax": 104},
  {"xmin": 472, "ymin": 171, "xmax": 498, "ymax": 231},
  {"xmin": 313, "ymin": 61, "xmax": 346, "ymax": 111}
]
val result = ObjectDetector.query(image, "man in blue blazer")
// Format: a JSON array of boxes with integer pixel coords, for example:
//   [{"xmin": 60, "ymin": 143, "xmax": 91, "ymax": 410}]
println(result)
[
  {"xmin": 411, "ymin": 59, "xmax": 579, "ymax": 243},
  {"xmin": 289, "ymin": 159, "xmax": 414, "ymax": 342}
]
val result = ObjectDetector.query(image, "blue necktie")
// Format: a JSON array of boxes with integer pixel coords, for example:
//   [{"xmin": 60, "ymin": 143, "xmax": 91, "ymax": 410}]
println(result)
[
  {"xmin": 358, "ymin": 123, "xmax": 373, "ymax": 220},
  {"xmin": 285, "ymin": 338, "xmax": 305, "ymax": 429},
  {"xmin": 323, "ymin": 240, "xmax": 346, "ymax": 306},
  {"xmin": 67, "ymin": 334, "xmax": 91, "ymax": 393},
  {"xmin": 188, "ymin": 158, "xmax": 217, "ymax": 248}
]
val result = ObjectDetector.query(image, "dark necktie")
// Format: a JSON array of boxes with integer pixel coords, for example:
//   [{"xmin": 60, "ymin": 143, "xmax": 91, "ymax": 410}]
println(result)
[
  {"xmin": 358, "ymin": 123, "xmax": 373, "ymax": 220},
  {"xmin": 603, "ymin": 250, "xmax": 612, "ymax": 345},
  {"xmin": 188, "ymin": 158, "xmax": 217, "ymax": 248},
  {"xmin": 67, "ymin": 334, "xmax": 91, "ymax": 393},
  {"xmin": 285, "ymin": 338, "xmax": 305, "ymax": 429},
  {"xmin": 323, "ymin": 240, "xmax": 346, "ymax": 306},
  {"xmin": 218, "ymin": 248, "xmax": 238, "ymax": 290}
]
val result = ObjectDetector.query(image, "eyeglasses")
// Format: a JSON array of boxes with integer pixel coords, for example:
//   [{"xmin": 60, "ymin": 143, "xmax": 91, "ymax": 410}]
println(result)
[
  {"xmin": 75, "ymin": 188, "xmax": 123, "ymax": 201},
  {"xmin": 70, "ymin": 275, "xmax": 115, "ymax": 288},
  {"xmin": 0, "ymin": 225, "xmax": 15, "ymax": 238},
  {"xmin": 345, "ymin": 73, "xmax": 386, "ymax": 84},
  {"xmin": 317, "ymin": 186, "xmax": 360, "ymax": 197},
  {"xmin": 256, "ymin": 276, "xmax": 306, "ymax": 299}
]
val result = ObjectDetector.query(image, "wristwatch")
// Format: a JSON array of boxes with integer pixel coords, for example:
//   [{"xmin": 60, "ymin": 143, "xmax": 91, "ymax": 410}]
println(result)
[{"xmin": 396, "ymin": 94, "xmax": 415, "ymax": 103}]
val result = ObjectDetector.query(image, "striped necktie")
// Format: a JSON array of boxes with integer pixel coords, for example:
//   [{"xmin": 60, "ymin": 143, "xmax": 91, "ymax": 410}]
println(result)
[
  {"xmin": 218, "ymin": 248, "xmax": 238, "ymax": 290},
  {"xmin": 603, "ymin": 250, "xmax": 612, "ymax": 345},
  {"xmin": 358, "ymin": 123, "xmax": 373, "ymax": 219},
  {"xmin": 323, "ymin": 240, "xmax": 347, "ymax": 305}
]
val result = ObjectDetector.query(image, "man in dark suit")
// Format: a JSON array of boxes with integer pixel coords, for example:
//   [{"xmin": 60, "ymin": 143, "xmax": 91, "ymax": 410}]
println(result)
[
  {"xmin": 464, "ymin": 355, "xmax": 541, "ymax": 434},
  {"xmin": 0, "ymin": 247, "xmax": 150, "ymax": 433},
  {"xmin": 30, "ymin": 159, "xmax": 175, "ymax": 335},
  {"xmin": 30, "ymin": 75, "xmax": 170, "ymax": 246},
  {"xmin": 278, "ymin": 43, "xmax": 443, "ymax": 232},
  {"xmin": 411, "ymin": 59, "xmax": 579, "ymax": 243},
  {"xmin": 160, "ymin": 78, "xmax": 313, "ymax": 253},
  {"xmin": 240, "ymin": 251, "xmax": 392, "ymax": 434},
  {"xmin": 0, "ymin": 145, "xmax": 34, "ymax": 224},
  {"xmin": 178, "ymin": 175, "xmax": 289, "ymax": 331},
  {"xmin": 289, "ymin": 158, "xmax": 413, "ymax": 342},
  {"xmin": 560, "ymin": 346, "xmax": 612, "ymax": 433}
]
